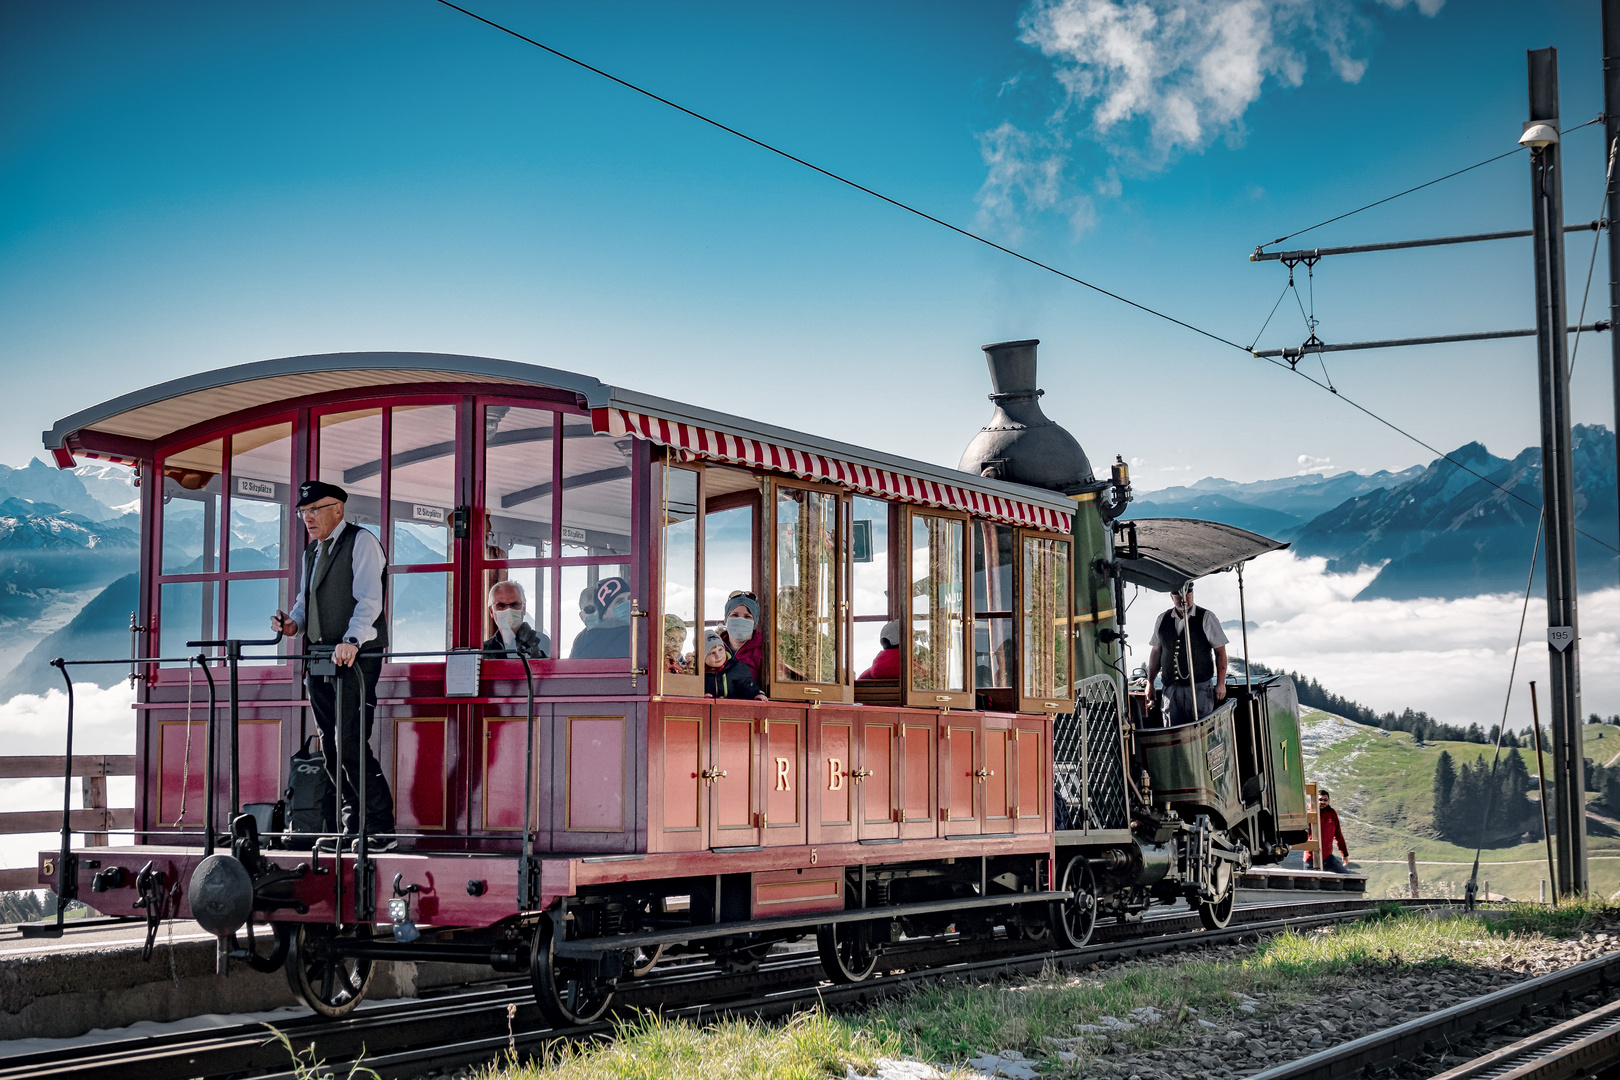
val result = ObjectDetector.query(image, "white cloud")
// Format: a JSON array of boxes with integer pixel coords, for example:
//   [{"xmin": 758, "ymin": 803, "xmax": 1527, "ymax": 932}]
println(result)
[
  {"xmin": 1297, "ymin": 453, "xmax": 1338, "ymax": 474},
  {"xmin": 979, "ymin": 0, "xmax": 1443, "ymax": 224},
  {"xmin": 0, "ymin": 684, "xmax": 135, "ymax": 878},
  {"xmin": 975, "ymin": 121, "xmax": 1096, "ymax": 238},
  {"xmin": 1152, "ymin": 553, "xmax": 1620, "ymax": 729}
]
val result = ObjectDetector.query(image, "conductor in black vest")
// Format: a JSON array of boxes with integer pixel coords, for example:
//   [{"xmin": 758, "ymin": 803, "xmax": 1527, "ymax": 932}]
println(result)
[
  {"xmin": 271, "ymin": 481, "xmax": 397, "ymax": 850},
  {"xmin": 1145, "ymin": 583, "xmax": 1229, "ymax": 727}
]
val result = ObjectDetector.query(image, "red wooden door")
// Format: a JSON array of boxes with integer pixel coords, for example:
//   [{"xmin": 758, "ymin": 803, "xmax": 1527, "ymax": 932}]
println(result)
[
  {"xmin": 761, "ymin": 711, "xmax": 806, "ymax": 846},
  {"xmin": 982, "ymin": 718, "xmax": 1013, "ymax": 834},
  {"xmin": 653, "ymin": 704, "xmax": 708, "ymax": 852},
  {"xmin": 898, "ymin": 718, "xmax": 937, "ymax": 839},
  {"xmin": 857, "ymin": 713, "xmax": 900, "ymax": 841},
  {"xmin": 812, "ymin": 711, "xmax": 856, "ymax": 845},
  {"xmin": 940, "ymin": 717, "xmax": 982, "ymax": 835},
  {"xmin": 1012, "ymin": 721, "xmax": 1047, "ymax": 832},
  {"xmin": 710, "ymin": 706, "xmax": 761, "ymax": 848}
]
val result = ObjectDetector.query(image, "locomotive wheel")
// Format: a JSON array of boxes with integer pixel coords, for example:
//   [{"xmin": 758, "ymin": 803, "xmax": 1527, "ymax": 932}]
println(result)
[
  {"xmin": 1053, "ymin": 856, "xmax": 1098, "ymax": 949},
  {"xmin": 1198, "ymin": 862, "xmax": 1235, "ymax": 931},
  {"xmin": 531, "ymin": 915, "xmax": 615, "ymax": 1026},
  {"xmin": 816, "ymin": 920, "xmax": 879, "ymax": 984},
  {"xmin": 285, "ymin": 924, "xmax": 375, "ymax": 1018}
]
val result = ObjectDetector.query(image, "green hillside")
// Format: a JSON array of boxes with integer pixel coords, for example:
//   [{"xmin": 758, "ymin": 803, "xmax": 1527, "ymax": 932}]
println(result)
[{"xmin": 1300, "ymin": 708, "xmax": 1620, "ymax": 901}]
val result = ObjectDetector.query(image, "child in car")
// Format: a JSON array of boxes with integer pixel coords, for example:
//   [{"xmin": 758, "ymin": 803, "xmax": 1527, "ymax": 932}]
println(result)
[{"xmin": 703, "ymin": 629, "xmax": 767, "ymax": 700}]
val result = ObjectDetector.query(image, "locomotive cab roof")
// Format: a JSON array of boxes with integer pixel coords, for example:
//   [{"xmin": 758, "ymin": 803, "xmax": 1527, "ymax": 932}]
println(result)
[{"xmin": 1114, "ymin": 517, "xmax": 1289, "ymax": 593}]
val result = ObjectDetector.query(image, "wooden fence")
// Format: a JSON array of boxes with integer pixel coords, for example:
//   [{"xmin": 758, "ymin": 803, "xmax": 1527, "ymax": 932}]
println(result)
[{"xmin": 0, "ymin": 755, "xmax": 135, "ymax": 892}]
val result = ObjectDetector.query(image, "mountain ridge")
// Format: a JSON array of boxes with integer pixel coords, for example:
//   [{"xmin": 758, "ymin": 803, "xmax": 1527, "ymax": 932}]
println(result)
[{"xmin": 1130, "ymin": 425, "xmax": 1618, "ymax": 600}]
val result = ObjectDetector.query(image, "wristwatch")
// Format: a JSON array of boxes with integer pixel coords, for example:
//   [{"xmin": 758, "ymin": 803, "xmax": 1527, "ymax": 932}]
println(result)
[{"xmin": 344, "ymin": 636, "xmax": 360, "ymax": 645}]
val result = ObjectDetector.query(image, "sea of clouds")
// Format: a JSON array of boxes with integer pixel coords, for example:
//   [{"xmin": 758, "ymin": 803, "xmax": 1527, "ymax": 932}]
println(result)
[{"xmin": 1182, "ymin": 551, "xmax": 1619, "ymax": 731}]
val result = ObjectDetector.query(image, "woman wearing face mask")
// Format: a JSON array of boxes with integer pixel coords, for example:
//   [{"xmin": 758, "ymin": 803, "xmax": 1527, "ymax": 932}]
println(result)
[
  {"xmin": 569, "ymin": 576, "xmax": 633, "ymax": 659},
  {"xmin": 719, "ymin": 591, "xmax": 765, "ymax": 685}
]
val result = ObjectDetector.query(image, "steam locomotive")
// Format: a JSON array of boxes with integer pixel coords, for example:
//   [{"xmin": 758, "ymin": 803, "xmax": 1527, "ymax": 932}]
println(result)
[{"xmin": 36, "ymin": 340, "xmax": 1309, "ymax": 1023}]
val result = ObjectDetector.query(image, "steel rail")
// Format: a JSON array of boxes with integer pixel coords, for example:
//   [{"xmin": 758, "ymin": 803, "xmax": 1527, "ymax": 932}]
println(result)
[
  {"xmin": 0, "ymin": 897, "xmax": 1378, "ymax": 1080},
  {"xmin": 1430, "ymin": 997, "xmax": 1620, "ymax": 1080},
  {"xmin": 1249, "ymin": 949, "xmax": 1620, "ymax": 1080},
  {"xmin": 1432, "ymin": 997, "xmax": 1620, "ymax": 1080},
  {"xmin": 324, "ymin": 902, "xmax": 1382, "ymax": 1080}
]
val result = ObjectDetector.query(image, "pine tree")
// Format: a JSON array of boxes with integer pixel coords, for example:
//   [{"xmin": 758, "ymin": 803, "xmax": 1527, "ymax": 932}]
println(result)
[{"xmin": 1433, "ymin": 750, "xmax": 1457, "ymax": 835}]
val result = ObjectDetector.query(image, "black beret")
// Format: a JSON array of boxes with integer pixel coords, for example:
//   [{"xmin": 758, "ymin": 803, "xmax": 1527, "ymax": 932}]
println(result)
[{"xmin": 295, "ymin": 480, "xmax": 348, "ymax": 508}]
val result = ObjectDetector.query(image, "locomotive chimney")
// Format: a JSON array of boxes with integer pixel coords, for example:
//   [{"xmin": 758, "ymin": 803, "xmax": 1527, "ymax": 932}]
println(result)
[{"xmin": 958, "ymin": 339, "xmax": 1094, "ymax": 494}]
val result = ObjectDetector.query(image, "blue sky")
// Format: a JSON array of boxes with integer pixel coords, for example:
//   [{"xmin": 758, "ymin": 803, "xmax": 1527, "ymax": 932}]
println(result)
[{"xmin": 1, "ymin": 0, "xmax": 1613, "ymax": 489}]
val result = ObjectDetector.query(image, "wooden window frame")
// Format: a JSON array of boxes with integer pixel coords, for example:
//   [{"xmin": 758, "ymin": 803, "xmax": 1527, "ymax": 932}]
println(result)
[
  {"xmin": 901, "ymin": 506, "xmax": 973, "ymax": 711},
  {"xmin": 658, "ymin": 458, "xmax": 705, "ymax": 699},
  {"xmin": 767, "ymin": 479, "xmax": 852, "ymax": 705},
  {"xmin": 151, "ymin": 418, "xmax": 300, "ymax": 681},
  {"xmin": 1016, "ymin": 527, "xmax": 1074, "ymax": 715}
]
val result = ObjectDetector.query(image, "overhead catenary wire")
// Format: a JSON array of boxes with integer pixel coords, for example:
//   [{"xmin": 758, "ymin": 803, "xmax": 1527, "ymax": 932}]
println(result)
[
  {"xmin": 432, "ymin": 0, "xmax": 1249, "ymax": 354},
  {"xmin": 437, "ymin": 1, "xmax": 1619, "ymax": 555},
  {"xmin": 1255, "ymin": 117, "xmax": 1603, "ymax": 252}
]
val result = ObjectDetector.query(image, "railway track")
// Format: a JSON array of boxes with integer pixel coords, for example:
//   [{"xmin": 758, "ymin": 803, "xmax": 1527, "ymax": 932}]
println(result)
[
  {"xmin": 0, "ymin": 897, "xmax": 1377, "ymax": 1080},
  {"xmin": 1251, "ymin": 947, "xmax": 1620, "ymax": 1080}
]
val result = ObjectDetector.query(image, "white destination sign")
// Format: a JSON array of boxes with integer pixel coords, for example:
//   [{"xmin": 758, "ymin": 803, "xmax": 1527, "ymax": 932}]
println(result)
[
  {"xmin": 445, "ymin": 650, "xmax": 481, "ymax": 696},
  {"xmin": 413, "ymin": 504, "xmax": 447, "ymax": 524},
  {"xmin": 236, "ymin": 476, "xmax": 277, "ymax": 499},
  {"xmin": 1548, "ymin": 626, "xmax": 1575, "ymax": 651},
  {"xmin": 561, "ymin": 525, "xmax": 588, "ymax": 544}
]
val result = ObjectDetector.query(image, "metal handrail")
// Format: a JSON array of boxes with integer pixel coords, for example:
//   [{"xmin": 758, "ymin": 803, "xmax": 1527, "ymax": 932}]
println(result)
[{"xmin": 40, "ymin": 640, "xmax": 555, "ymax": 928}]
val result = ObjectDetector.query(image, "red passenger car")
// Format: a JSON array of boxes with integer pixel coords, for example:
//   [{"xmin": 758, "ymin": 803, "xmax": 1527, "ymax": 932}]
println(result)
[{"xmin": 34, "ymin": 344, "xmax": 1300, "ymax": 1022}]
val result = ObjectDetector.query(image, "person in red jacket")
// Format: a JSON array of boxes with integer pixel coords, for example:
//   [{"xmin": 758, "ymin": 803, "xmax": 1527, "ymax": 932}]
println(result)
[
  {"xmin": 1316, "ymin": 788, "xmax": 1350, "ymax": 873},
  {"xmin": 858, "ymin": 620, "xmax": 902, "ymax": 680}
]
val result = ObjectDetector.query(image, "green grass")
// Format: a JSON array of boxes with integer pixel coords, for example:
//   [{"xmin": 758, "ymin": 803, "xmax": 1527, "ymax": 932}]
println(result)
[
  {"xmin": 1492, "ymin": 897, "xmax": 1620, "ymax": 937},
  {"xmin": 1302, "ymin": 710, "xmax": 1620, "ymax": 901},
  {"xmin": 478, "ymin": 910, "xmax": 1575, "ymax": 1080},
  {"xmin": 478, "ymin": 1009, "xmax": 904, "ymax": 1080},
  {"xmin": 858, "ymin": 909, "xmax": 1525, "ymax": 1069}
]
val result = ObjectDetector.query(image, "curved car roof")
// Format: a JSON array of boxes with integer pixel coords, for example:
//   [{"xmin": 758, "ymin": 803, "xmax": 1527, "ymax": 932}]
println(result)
[{"xmin": 42, "ymin": 351, "xmax": 1077, "ymax": 519}]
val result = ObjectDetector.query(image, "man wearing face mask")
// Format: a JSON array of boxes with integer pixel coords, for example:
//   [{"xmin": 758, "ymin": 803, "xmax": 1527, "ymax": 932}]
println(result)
[
  {"xmin": 719, "ymin": 591, "xmax": 765, "ymax": 685},
  {"xmin": 569, "ymin": 575, "xmax": 633, "ymax": 659},
  {"xmin": 482, "ymin": 580, "xmax": 549, "ymax": 658}
]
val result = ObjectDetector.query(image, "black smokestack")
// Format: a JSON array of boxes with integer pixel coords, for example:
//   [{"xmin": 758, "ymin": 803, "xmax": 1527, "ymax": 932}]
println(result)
[{"xmin": 958, "ymin": 339, "xmax": 1094, "ymax": 494}]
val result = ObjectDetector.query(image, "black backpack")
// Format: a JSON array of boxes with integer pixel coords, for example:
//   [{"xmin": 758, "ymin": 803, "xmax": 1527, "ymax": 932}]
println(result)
[{"xmin": 283, "ymin": 735, "xmax": 335, "ymax": 849}]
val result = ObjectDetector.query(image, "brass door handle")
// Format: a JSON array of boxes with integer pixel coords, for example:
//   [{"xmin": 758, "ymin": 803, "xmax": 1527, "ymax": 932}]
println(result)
[
  {"xmin": 701, "ymin": 767, "xmax": 728, "ymax": 786},
  {"xmin": 850, "ymin": 768, "xmax": 873, "ymax": 783}
]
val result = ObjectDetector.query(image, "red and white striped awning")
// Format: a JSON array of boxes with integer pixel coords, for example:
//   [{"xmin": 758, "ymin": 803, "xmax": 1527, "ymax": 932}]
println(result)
[{"xmin": 593, "ymin": 408, "xmax": 1072, "ymax": 532}]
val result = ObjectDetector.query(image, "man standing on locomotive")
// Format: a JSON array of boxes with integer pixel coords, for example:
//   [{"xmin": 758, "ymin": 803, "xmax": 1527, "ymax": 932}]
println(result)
[
  {"xmin": 1146, "ymin": 583, "xmax": 1229, "ymax": 726},
  {"xmin": 271, "ymin": 481, "xmax": 397, "ymax": 850}
]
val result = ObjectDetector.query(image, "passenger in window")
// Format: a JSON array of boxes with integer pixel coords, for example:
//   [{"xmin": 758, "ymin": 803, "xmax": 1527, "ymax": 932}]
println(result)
[
  {"xmin": 569, "ymin": 575, "xmax": 632, "ymax": 658},
  {"xmin": 703, "ymin": 629, "xmax": 767, "ymax": 700},
  {"xmin": 483, "ymin": 580, "xmax": 549, "ymax": 659},
  {"xmin": 577, "ymin": 585, "xmax": 603, "ymax": 631},
  {"xmin": 663, "ymin": 614, "xmax": 692, "ymax": 674},
  {"xmin": 720, "ymin": 591, "xmax": 764, "ymax": 682},
  {"xmin": 858, "ymin": 620, "xmax": 902, "ymax": 680}
]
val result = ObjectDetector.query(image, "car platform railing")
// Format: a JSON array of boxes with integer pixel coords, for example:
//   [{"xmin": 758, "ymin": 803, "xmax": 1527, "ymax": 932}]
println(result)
[{"xmin": 31, "ymin": 638, "xmax": 540, "ymax": 937}]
